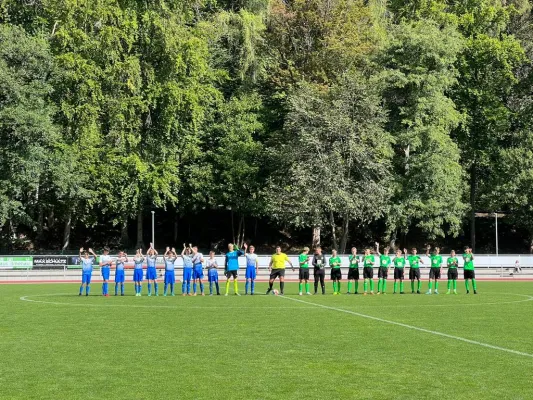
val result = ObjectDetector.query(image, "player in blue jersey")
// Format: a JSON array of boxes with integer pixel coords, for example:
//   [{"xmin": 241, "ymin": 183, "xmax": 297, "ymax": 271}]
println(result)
[
  {"xmin": 163, "ymin": 247, "xmax": 177, "ymax": 296},
  {"xmin": 206, "ymin": 251, "xmax": 220, "ymax": 295},
  {"xmin": 244, "ymin": 244, "xmax": 258, "ymax": 295},
  {"xmin": 114, "ymin": 251, "xmax": 128, "ymax": 296},
  {"xmin": 181, "ymin": 244, "xmax": 193, "ymax": 296},
  {"xmin": 79, "ymin": 247, "xmax": 97, "ymax": 296},
  {"xmin": 133, "ymin": 248, "xmax": 144, "ymax": 296},
  {"xmin": 225, "ymin": 243, "xmax": 245, "ymax": 296},
  {"xmin": 145, "ymin": 243, "xmax": 159, "ymax": 296},
  {"xmin": 99, "ymin": 247, "xmax": 112, "ymax": 297},
  {"xmin": 191, "ymin": 245, "xmax": 205, "ymax": 296}
]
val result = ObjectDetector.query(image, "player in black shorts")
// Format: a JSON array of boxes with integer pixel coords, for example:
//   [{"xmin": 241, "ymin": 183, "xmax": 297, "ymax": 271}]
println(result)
[
  {"xmin": 362, "ymin": 248, "xmax": 375, "ymax": 295},
  {"xmin": 446, "ymin": 250, "xmax": 459, "ymax": 294},
  {"xmin": 393, "ymin": 249, "xmax": 407, "ymax": 294},
  {"xmin": 312, "ymin": 247, "xmax": 326, "ymax": 295},
  {"xmin": 347, "ymin": 247, "xmax": 360, "ymax": 294},
  {"xmin": 266, "ymin": 246, "xmax": 294, "ymax": 295},
  {"xmin": 329, "ymin": 249, "xmax": 342, "ymax": 295}
]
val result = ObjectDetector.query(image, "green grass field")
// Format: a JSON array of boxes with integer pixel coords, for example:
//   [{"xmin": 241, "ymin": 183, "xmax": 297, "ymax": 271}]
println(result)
[{"xmin": 1, "ymin": 281, "xmax": 533, "ymax": 399}]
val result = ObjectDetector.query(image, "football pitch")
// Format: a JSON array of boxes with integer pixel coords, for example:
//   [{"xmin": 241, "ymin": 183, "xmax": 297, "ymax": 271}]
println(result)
[{"xmin": 1, "ymin": 282, "xmax": 533, "ymax": 400}]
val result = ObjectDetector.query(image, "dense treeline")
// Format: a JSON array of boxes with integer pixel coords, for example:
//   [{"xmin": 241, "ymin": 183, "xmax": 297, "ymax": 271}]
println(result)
[{"xmin": 1, "ymin": 0, "xmax": 533, "ymax": 253}]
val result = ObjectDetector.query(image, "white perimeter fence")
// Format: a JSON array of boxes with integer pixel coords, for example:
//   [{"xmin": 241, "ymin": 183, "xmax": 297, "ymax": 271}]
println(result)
[{"xmin": 0, "ymin": 254, "xmax": 532, "ymax": 281}]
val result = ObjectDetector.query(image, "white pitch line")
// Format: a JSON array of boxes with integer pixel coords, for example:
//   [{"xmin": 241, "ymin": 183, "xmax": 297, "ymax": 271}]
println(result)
[
  {"xmin": 351, "ymin": 292, "xmax": 533, "ymax": 308},
  {"xmin": 18, "ymin": 294, "xmax": 312, "ymax": 310},
  {"xmin": 279, "ymin": 295, "xmax": 533, "ymax": 359}
]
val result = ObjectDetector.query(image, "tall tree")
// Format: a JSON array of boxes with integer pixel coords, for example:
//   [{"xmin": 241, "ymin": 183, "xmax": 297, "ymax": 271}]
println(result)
[
  {"xmin": 379, "ymin": 20, "xmax": 467, "ymax": 243},
  {"xmin": 265, "ymin": 71, "xmax": 392, "ymax": 251},
  {"xmin": 0, "ymin": 24, "xmax": 61, "ymax": 248}
]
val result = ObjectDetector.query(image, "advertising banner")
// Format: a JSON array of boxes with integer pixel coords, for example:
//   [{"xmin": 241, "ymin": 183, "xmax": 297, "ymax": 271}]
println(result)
[
  {"xmin": 67, "ymin": 256, "xmax": 83, "ymax": 269},
  {"xmin": 32, "ymin": 256, "xmax": 67, "ymax": 270},
  {"xmin": 0, "ymin": 256, "xmax": 33, "ymax": 270}
]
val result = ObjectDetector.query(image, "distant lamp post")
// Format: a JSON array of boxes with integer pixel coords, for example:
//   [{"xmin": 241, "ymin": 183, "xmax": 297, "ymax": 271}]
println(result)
[{"xmin": 474, "ymin": 212, "xmax": 506, "ymax": 255}]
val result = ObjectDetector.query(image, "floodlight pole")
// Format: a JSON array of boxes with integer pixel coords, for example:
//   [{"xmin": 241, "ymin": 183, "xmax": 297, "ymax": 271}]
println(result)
[{"xmin": 495, "ymin": 212, "xmax": 498, "ymax": 257}]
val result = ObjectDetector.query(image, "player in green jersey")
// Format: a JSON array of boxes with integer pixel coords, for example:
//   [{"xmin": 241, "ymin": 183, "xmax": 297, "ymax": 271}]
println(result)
[
  {"xmin": 298, "ymin": 247, "xmax": 311, "ymax": 296},
  {"xmin": 376, "ymin": 242, "xmax": 392, "ymax": 295},
  {"xmin": 406, "ymin": 247, "xmax": 424, "ymax": 294},
  {"xmin": 446, "ymin": 250, "xmax": 459, "ymax": 294},
  {"xmin": 363, "ymin": 249, "xmax": 375, "ymax": 295},
  {"xmin": 393, "ymin": 249, "xmax": 407, "ymax": 294},
  {"xmin": 425, "ymin": 245, "xmax": 443, "ymax": 295},
  {"xmin": 329, "ymin": 249, "xmax": 342, "ymax": 295},
  {"xmin": 347, "ymin": 247, "xmax": 360, "ymax": 294},
  {"xmin": 463, "ymin": 246, "xmax": 477, "ymax": 294}
]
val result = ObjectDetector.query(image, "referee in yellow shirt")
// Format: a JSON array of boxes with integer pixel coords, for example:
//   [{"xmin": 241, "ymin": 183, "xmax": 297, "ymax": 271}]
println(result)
[{"xmin": 266, "ymin": 246, "xmax": 295, "ymax": 295}]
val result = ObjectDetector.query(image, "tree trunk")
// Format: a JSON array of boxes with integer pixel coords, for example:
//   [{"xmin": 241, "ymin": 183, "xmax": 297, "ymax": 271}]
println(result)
[
  {"xmin": 470, "ymin": 167, "xmax": 477, "ymax": 251},
  {"xmin": 329, "ymin": 211, "xmax": 338, "ymax": 250},
  {"xmin": 120, "ymin": 220, "xmax": 129, "ymax": 249},
  {"xmin": 36, "ymin": 206, "xmax": 44, "ymax": 241},
  {"xmin": 312, "ymin": 226, "xmax": 321, "ymax": 248},
  {"xmin": 389, "ymin": 230, "xmax": 397, "ymax": 250},
  {"xmin": 254, "ymin": 218, "xmax": 258, "ymax": 238},
  {"xmin": 47, "ymin": 209, "xmax": 55, "ymax": 229},
  {"xmin": 62, "ymin": 211, "xmax": 72, "ymax": 251},
  {"xmin": 173, "ymin": 211, "xmax": 179, "ymax": 243},
  {"xmin": 237, "ymin": 216, "xmax": 245, "ymax": 248},
  {"xmin": 136, "ymin": 210, "xmax": 143, "ymax": 249},
  {"xmin": 236, "ymin": 214, "xmax": 243, "ymax": 247},
  {"xmin": 339, "ymin": 217, "xmax": 349, "ymax": 254},
  {"xmin": 231, "ymin": 209, "xmax": 235, "ymax": 244},
  {"xmin": 529, "ymin": 235, "xmax": 533, "ymax": 254}
]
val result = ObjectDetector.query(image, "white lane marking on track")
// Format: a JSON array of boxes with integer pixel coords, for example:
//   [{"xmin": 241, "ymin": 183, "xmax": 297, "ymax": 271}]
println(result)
[
  {"xmin": 278, "ymin": 295, "xmax": 533, "ymax": 359},
  {"xmin": 18, "ymin": 294, "xmax": 312, "ymax": 310}
]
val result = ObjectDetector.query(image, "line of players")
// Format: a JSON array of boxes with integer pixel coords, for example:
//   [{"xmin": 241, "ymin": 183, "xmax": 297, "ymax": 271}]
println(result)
[
  {"xmin": 294, "ymin": 244, "xmax": 478, "ymax": 297},
  {"xmin": 77, "ymin": 242, "xmax": 257, "ymax": 297},
  {"xmin": 77, "ymin": 242, "xmax": 478, "ymax": 297}
]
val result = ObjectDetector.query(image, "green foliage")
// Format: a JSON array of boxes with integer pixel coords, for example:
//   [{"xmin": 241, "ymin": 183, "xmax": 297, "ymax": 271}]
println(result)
[
  {"xmin": 265, "ymin": 71, "xmax": 392, "ymax": 232},
  {"xmin": 1, "ymin": 0, "xmax": 533, "ymax": 251},
  {"xmin": 266, "ymin": 0, "xmax": 382, "ymax": 86},
  {"xmin": 207, "ymin": 92, "xmax": 264, "ymax": 215},
  {"xmin": 0, "ymin": 24, "xmax": 60, "ymax": 230},
  {"xmin": 379, "ymin": 20, "xmax": 467, "ymax": 239}
]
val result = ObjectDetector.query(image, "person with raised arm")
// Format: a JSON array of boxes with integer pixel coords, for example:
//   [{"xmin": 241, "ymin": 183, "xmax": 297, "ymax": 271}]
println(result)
[
  {"xmin": 181, "ymin": 243, "xmax": 194, "ymax": 296},
  {"xmin": 163, "ymin": 247, "xmax": 177, "ymax": 296},
  {"xmin": 145, "ymin": 243, "xmax": 159, "ymax": 296},
  {"xmin": 191, "ymin": 244, "xmax": 205, "ymax": 296},
  {"xmin": 133, "ymin": 248, "xmax": 145, "ymax": 296},
  {"xmin": 79, "ymin": 247, "xmax": 97, "ymax": 296},
  {"xmin": 245, "ymin": 244, "xmax": 259, "ymax": 295},
  {"xmin": 114, "ymin": 250, "xmax": 128, "ymax": 296}
]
